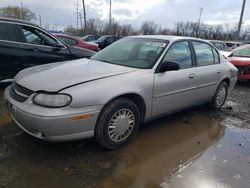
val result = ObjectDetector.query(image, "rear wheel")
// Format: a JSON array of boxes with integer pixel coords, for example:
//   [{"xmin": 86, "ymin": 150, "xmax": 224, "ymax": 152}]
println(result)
[
  {"xmin": 95, "ymin": 98, "xmax": 140, "ymax": 149},
  {"xmin": 211, "ymin": 81, "xmax": 228, "ymax": 110}
]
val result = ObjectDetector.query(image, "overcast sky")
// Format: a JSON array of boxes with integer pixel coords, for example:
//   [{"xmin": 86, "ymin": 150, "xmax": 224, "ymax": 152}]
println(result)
[{"xmin": 1, "ymin": 0, "xmax": 250, "ymax": 30}]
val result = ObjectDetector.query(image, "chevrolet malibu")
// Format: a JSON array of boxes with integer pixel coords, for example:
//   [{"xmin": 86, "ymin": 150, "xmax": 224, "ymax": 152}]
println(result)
[{"xmin": 4, "ymin": 36, "xmax": 238, "ymax": 149}]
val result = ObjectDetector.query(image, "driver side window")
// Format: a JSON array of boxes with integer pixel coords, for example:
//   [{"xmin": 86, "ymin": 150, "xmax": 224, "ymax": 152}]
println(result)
[
  {"xmin": 21, "ymin": 26, "xmax": 57, "ymax": 46},
  {"xmin": 163, "ymin": 41, "xmax": 193, "ymax": 69}
]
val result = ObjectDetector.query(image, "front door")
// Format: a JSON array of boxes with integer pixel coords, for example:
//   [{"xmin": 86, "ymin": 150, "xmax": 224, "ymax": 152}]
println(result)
[
  {"xmin": 0, "ymin": 22, "xmax": 27, "ymax": 81},
  {"xmin": 153, "ymin": 41, "xmax": 198, "ymax": 116},
  {"xmin": 18, "ymin": 25, "xmax": 71, "ymax": 67}
]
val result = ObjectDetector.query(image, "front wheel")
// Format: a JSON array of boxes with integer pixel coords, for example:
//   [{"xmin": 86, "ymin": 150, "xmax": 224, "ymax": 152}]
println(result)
[
  {"xmin": 95, "ymin": 98, "xmax": 140, "ymax": 149},
  {"xmin": 211, "ymin": 82, "xmax": 228, "ymax": 110}
]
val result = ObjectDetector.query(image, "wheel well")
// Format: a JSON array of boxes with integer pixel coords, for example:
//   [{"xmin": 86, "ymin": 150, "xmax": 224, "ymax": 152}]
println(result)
[
  {"xmin": 222, "ymin": 78, "xmax": 230, "ymax": 87},
  {"xmin": 108, "ymin": 94, "xmax": 146, "ymax": 122}
]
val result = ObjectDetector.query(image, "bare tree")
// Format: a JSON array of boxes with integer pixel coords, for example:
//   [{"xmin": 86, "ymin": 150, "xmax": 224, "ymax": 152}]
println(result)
[{"xmin": 140, "ymin": 21, "xmax": 158, "ymax": 35}]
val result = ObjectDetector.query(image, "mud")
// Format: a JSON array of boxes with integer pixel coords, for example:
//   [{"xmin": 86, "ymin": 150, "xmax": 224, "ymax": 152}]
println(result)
[{"xmin": 0, "ymin": 84, "xmax": 250, "ymax": 188}]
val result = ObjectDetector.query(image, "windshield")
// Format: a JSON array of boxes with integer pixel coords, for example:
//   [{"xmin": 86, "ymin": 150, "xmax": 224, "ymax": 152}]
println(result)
[
  {"xmin": 232, "ymin": 46, "xmax": 250, "ymax": 57},
  {"xmin": 96, "ymin": 36, "xmax": 107, "ymax": 42},
  {"xmin": 91, "ymin": 38, "xmax": 168, "ymax": 69}
]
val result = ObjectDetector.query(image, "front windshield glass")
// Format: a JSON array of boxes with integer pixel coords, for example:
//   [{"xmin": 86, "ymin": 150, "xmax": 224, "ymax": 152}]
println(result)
[
  {"xmin": 96, "ymin": 36, "xmax": 107, "ymax": 42},
  {"xmin": 91, "ymin": 38, "xmax": 168, "ymax": 69},
  {"xmin": 232, "ymin": 46, "xmax": 250, "ymax": 57}
]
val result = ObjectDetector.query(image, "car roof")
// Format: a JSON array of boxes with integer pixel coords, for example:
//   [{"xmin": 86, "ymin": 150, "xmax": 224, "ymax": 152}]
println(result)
[
  {"xmin": 234, "ymin": 44, "xmax": 250, "ymax": 49},
  {"xmin": 0, "ymin": 17, "xmax": 40, "ymax": 28},
  {"xmin": 127, "ymin": 35, "xmax": 208, "ymax": 43},
  {"xmin": 208, "ymin": 40, "xmax": 226, "ymax": 43}
]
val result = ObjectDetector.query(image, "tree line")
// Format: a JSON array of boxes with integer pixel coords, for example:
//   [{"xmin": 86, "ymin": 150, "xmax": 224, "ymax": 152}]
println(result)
[{"xmin": 1, "ymin": 6, "xmax": 249, "ymax": 41}]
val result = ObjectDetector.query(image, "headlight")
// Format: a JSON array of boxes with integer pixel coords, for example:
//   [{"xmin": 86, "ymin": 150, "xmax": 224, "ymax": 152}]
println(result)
[{"xmin": 33, "ymin": 93, "xmax": 72, "ymax": 108}]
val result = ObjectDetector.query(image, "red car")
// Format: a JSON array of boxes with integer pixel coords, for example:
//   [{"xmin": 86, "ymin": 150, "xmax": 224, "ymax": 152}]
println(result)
[
  {"xmin": 227, "ymin": 45, "xmax": 250, "ymax": 80},
  {"xmin": 54, "ymin": 34, "xmax": 99, "ymax": 51}
]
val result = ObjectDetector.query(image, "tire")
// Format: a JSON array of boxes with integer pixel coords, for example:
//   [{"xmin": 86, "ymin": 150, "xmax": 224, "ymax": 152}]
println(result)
[
  {"xmin": 95, "ymin": 98, "xmax": 140, "ymax": 149},
  {"xmin": 211, "ymin": 81, "xmax": 228, "ymax": 110}
]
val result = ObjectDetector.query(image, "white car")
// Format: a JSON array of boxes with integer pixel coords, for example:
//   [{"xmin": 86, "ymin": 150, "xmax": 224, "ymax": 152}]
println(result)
[{"xmin": 4, "ymin": 35, "xmax": 238, "ymax": 149}]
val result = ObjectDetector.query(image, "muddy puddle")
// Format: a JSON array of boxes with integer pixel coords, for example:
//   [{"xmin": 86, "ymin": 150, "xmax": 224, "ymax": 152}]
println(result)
[{"xmin": 0, "ymin": 109, "xmax": 250, "ymax": 187}]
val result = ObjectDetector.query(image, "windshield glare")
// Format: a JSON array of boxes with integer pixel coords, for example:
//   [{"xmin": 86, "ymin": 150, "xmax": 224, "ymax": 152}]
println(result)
[
  {"xmin": 232, "ymin": 46, "xmax": 250, "ymax": 57},
  {"xmin": 96, "ymin": 36, "xmax": 107, "ymax": 42},
  {"xmin": 91, "ymin": 38, "xmax": 168, "ymax": 69}
]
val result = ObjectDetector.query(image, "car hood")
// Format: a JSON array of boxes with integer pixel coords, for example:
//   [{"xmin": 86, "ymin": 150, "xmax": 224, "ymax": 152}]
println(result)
[
  {"xmin": 15, "ymin": 58, "xmax": 137, "ymax": 92},
  {"xmin": 227, "ymin": 57, "xmax": 250, "ymax": 66}
]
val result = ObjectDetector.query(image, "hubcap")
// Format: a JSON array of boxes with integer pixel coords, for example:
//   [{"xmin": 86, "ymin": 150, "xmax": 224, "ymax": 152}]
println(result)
[
  {"xmin": 108, "ymin": 109, "xmax": 135, "ymax": 142},
  {"xmin": 216, "ymin": 86, "xmax": 227, "ymax": 107}
]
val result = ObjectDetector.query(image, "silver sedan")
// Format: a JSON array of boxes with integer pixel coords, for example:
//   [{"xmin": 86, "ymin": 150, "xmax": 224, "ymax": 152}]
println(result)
[{"xmin": 4, "ymin": 35, "xmax": 238, "ymax": 149}]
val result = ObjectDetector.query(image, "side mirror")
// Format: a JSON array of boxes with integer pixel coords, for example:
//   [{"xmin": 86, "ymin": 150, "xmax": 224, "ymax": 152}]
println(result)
[
  {"xmin": 158, "ymin": 61, "xmax": 180, "ymax": 73},
  {"xmin": 54, "ymin": 42, "xmax": 66, "ymax": 49}
]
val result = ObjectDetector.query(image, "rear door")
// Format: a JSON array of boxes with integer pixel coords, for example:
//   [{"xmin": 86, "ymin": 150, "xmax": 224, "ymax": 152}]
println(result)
[
  {"xmin": 153, "ymin": 40, "xmax": 198, "ymax": 116},
  {"xmin": 0, "ymin": 21, "xmax": 26, "ymax": 81},
  {"xmin": 18, "ymin": 25, "xmax": 72, "ymax": 66},
  {"xmin": 191, "ymin": 41, "xmax": 222, "ymax": 103}
]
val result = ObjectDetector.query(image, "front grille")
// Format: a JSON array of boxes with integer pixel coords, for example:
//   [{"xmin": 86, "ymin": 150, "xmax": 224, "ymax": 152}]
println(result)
[
  {"xmin": 10, "ymin": 82, "xmax": 34, "ymax": 102},
  {"xmin": 13, "ymin": 82, "xmax": 33, "ymax": 96}
]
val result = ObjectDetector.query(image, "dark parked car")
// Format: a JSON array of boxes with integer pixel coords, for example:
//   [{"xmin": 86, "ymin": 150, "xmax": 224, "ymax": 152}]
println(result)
[
  {"xmin": 93, "ymin": 35, "xmax": 122, "ymax": 50},
  {"xmin": 0, "ymin": 17, "xmax": 95, "ymax": 83},
  {"xmin": 82, "ymin": 35, "xmax": 101, "ymax": 42}
]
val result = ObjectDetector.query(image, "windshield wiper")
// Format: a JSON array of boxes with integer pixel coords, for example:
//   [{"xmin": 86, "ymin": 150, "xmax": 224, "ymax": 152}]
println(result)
[{"xmin": 100, "ymin": 60, "xmax": 114, "ymax": 64}]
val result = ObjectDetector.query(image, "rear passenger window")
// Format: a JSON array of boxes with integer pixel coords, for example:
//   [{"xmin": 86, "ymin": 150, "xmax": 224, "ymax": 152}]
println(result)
[
  {"xmin": 163, "ymin": 41, "xmax": 193, "ymax": 69},
  {"xmin": 192, "ymin": 42, "xmax": 215, "ymax": 66},
  {"xmin": 0, "ymin": 22, "xmax": 19, "ymax": 42}
]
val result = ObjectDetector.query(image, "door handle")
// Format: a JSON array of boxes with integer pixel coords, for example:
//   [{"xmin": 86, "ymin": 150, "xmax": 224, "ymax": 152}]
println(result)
[
  {"xmin": 217, "ymin": 70, "xmax": 222, "ymax": 74},
  {"xmin": 188, "ymin": 74, "xmax": 196, "ymax": 79},
  {"xmin": 27, "ymin": 48, "xmax": 39, "ymax": 52}
]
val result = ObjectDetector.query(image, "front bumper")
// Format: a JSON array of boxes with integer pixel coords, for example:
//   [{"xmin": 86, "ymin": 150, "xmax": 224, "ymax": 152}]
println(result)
[
  {"xmin": 236, "ymin": 66, "xmax": 250, "ymax": 80},
  {"xmin": 4, "ymin": 86, "xmax": 102, "ymax": 141}
]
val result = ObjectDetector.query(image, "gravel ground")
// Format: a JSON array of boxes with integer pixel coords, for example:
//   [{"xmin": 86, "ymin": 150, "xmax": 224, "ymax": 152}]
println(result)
[{"xmin": 0, "ymin": 83, "xmax": 249, "ymax": 188}]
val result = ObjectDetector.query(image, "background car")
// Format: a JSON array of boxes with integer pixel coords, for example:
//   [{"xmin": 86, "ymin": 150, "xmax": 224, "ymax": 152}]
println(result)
[
  {"xmin": 4, "ymin": 36, "xmax": 238, "ymax": 149},
  {"xmin": 225, "ymin": 41, "xmax": 242, "ymax": 51},
  {"xmin": 93, "ymin": 35, "xmax": 122, "ymax": 50},
  {"xmin": 82, "ymin": 35, "xmax": 101, "ymax": 42},
  {"xmin": 54, "ymin": 34, "xmax": 99, "ymax": 51},
  {"xmin": 0, "ymin": 17, "xmax": 95, "ymax": 83},
  {"xmin": 227, "ymin": 44, "xmax": 250, "ymax": 81},
  {"xmin": 209, "ymin": 40, "xmax": 230, "ymax": 51}
]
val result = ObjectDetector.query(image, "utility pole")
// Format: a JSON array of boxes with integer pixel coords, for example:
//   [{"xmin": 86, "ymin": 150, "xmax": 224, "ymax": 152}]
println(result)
[
  {"xmin": 196, "ymin": 7, "xmax": 203, "ymax": 38},
  {"xmin": 39, "ymin": 14, "xmax": 42, "ymax": 27},
  {"xmin": 109, "ymin": 0, "xmax": 112, "ymax": 34},
  {"xmin": 237, "ymin": 0, "xmax": 246, "ymax": 40},
  {"xmin": 82, "ymin": 0, "xmax": 87, "ymax": 34},
  {"xmin": 79, "ymin": 13, "xmax": 84, "ymax": 35},
  {"xmin": 76, "ymin": 1, "xmax": 79, "ymax": 36},
  {"xmin": 20, "ymin": 2, "xmax": 24, "ymax": 20}
]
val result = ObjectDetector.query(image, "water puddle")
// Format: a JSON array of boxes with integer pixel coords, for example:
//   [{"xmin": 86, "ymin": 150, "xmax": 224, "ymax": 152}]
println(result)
[
  {"xmin": 94, "ymin": 114, "xmax": 250, "ymax": 188},
  {"xmin": 0, "ymin": 107, "xmax": 249, "ymax": 188}
]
